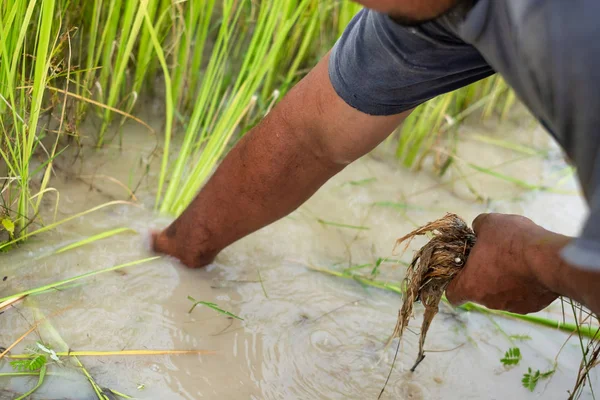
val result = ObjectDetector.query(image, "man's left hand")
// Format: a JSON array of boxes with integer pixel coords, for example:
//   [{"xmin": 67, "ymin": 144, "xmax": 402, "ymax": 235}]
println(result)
[{"xmin": 446, "ymin": 213, "xmax": 560, "ymax": 314}]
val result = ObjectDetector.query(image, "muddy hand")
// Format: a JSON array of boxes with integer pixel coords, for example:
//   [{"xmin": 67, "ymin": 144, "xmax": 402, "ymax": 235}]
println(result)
[
  {"xmin": 151, "ymin": 228, "xmax": 216, "ymax": 269},
  {"xmin": 445, "ymin": 213, "xmax": 559, "ymax": 314}
]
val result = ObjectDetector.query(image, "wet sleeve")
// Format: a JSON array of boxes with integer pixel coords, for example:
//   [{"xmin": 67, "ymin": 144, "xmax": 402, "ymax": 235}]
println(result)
[{"xmin": 328, "ymin": 9, "xmax": 494, "ymax": 116}]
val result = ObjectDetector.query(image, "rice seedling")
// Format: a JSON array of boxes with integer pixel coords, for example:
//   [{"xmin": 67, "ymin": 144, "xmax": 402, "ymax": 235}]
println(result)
[
  {"xmin": 0, "ymin": 0, "xmax": 61, "ymax": 238},
  {"xmin": 0, "ymin": 372, "xmax": 46, "ymax": 377},
  {"xmin": 469, "ymin": 134, "xmax": 545, "ymax": 156},
  {"xmin": 159, "ymin": 0, "xmax": 315, "ymax": 215},
  {"xmin": 566, "ymin": 300, "xmax": 600, "ymax": 399},
  {"xmin": 96, "ymin": 0, "xmax": 148, "ymax": 147},
  {"xmin": 0, "ymin": 295, "xmax": 26, "ymax": 311}
]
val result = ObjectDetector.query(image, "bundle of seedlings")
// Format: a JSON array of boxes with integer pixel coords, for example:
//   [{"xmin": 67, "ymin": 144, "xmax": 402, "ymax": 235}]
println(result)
[{"xmin": 388, "ymin": 213, "xmax": 476, "ymax": 371}]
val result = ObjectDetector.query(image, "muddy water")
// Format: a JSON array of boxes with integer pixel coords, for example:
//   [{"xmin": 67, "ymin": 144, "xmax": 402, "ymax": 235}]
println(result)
[{"xmin": 1, "ymin": 107, "xmax": 597, "ymax": 399}]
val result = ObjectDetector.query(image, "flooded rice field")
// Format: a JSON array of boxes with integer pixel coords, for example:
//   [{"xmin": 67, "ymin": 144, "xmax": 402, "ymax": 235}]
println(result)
[{"xmin": 1, "ymin": 107, "xmax": 597, "ymax": 399}]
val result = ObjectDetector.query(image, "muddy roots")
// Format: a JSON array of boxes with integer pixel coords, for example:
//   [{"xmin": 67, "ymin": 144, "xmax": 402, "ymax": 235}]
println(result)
[{"xmin": 389, "ymin": 213, "xmax": 476, "ymax": 372}]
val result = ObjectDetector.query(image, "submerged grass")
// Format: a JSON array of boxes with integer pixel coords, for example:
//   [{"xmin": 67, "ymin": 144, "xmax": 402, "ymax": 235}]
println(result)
[
  {"xmin": 0, "ymin": 256, "xmax": 159, "ymax": 304},
  {"xmin": 308, "ymin": 259, "xmax": 600, "ymax": 339},
  {"xmin": 187, "ymin": 296, "xmax": 244, "ymax": 321},
  {"xmin": 317, "ymin": 218, "xmax": 370, "ymax": 230},
  {"xmin": 53, "ymin": 227, "xmax": 137, "ymax": 254}
]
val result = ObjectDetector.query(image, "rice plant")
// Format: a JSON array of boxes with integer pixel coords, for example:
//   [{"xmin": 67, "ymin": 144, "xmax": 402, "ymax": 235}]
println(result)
[
  {"xmin": 396, "ymin": 75, "xmax": 518, "ymax": 170},
  {"xmin": 0, "ymin": 0, "xmax": 62, "ymax": 239},
  {"xmin": 1, "ymin": 0, "xmax": 526, "ymax": 249}
]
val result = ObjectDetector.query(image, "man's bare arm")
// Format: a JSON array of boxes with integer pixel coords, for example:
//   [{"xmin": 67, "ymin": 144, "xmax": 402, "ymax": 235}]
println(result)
[{"xmin": 152, "ymin": 52, "xmax": 410, "ymax": 267}]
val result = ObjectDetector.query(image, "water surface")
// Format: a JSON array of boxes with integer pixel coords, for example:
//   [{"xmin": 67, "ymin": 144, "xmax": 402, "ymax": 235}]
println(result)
[{"xmin": 1, "ymin": 109, "xmax": 596, "ymax": 399}]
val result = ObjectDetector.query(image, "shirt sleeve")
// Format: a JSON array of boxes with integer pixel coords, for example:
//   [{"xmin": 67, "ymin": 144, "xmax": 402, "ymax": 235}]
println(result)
[
  {"xmin": 328, "ymin": 8, "xmax": 494, "ymax": 116},
  {"xmin": 561, "ymin": 192, "xmax": 600, "ymax": 271}
]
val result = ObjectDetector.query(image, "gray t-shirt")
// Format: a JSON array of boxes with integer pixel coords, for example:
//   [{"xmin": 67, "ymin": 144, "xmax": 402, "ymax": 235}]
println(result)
[{"xmin": 329, "ymin": 0, "xmax": 600, "ymax": 270}]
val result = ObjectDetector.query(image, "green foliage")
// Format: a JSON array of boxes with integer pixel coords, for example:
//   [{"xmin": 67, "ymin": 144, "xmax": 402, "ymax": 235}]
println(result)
[
  {"xmin": 395, "ymin": 75, "xmax": 517, "ymax": 171},
  {"xmin": 521, "ymin": 367, "xmax": 555, "ymax": 392},
  {"xmin": 0, "ymin": 0, "xmax": 60, "ymax": 237},
  {"xmin": 500, "ymin": 347, "xmax": 522, "ymax": 366},
  {"xmin": 10, "ymin": 355, "xmax": 47, "ymax": 372},
  {"xmin": 53, "ymin": 227, "xmax": 137, "ymax": 254},
  {"xmin": 187, "ymin": 296, "xmax": 244, "ymax": 320},
  {"xmin": 1, "ymin": 218, "xmax": 14, "ymax": 236},
  {"xmin": 2, "ymin": 0, "xmax": 362, "ymax": 242},
  {"xmin": 0, "ymin": 0, "xmax": 521, "ymax": 250}
]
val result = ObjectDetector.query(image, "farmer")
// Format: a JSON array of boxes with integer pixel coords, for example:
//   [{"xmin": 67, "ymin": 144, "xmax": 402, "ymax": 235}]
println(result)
[{"xmin": 152, "ymin": 0, "xmax": 600, "ymax": 316}]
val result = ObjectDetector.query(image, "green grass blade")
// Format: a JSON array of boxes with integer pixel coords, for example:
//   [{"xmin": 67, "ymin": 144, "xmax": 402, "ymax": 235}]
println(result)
[
  {"xmin": 0, "ymin": 200, "xmax": 136, "ymax": 250},
  {"xmin": 467, "ymin": 162, "xmax": 541, "ymax": 190},
  {"xmin": 470, "ymin": 134, "xmax": 543, "ymax": 156},
  {"xmin": 140, "ymin": 0, "xmax": 174, "ymax": 210},
  {"xmin": 187, "ymin": 296, "xmax": 243, "ymax": 320},
  {"xmin": 317, "ymin": 219, "xmax": 370, "ymax": 230},
  {"xmin": 0, "ymin": 256, "xmax": 160, "ymax": 304},
  {"xmin": 53, "ymin": 227, "xmax": 137, "ymax": 254}
]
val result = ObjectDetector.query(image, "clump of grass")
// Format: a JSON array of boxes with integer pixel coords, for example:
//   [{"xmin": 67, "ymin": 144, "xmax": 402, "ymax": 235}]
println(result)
[{"xmin": 387, "ymin": 213, "xmax": 475, "ymax": 371}]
